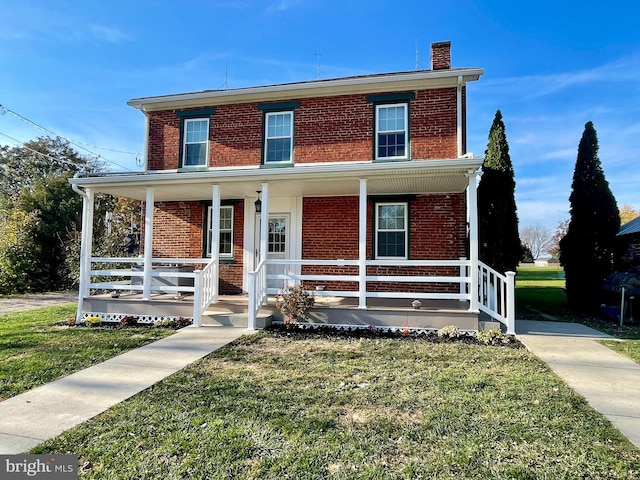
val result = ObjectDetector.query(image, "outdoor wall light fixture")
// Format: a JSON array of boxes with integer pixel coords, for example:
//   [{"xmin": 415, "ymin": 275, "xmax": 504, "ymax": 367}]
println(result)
[{"xmin": 254, "ymin": 191, "xmax": 262, "ymax": 213}]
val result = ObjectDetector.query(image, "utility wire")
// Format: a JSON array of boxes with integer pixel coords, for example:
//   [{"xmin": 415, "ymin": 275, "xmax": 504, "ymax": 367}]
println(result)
[
  {"xmin": 0, "ymin": 104, "xmax": 139, "ymax": 171},
  {"xmin": 0, "ymin": 130, "xmax": 89, "ymax": 169}
]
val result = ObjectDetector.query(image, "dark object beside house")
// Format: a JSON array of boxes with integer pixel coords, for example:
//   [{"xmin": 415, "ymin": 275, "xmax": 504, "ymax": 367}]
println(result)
[
  {"xmin": 601, "ymin": 272, "xmax": 640, "ymax": 323},
  {"xmin": 616, "ymin": 216, "xmax": 640, "ymax": 272}
]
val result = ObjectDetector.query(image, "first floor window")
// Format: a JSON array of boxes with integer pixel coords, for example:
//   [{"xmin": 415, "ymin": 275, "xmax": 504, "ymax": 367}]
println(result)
[
  {"xmin": 264, "ymin": 111, "xmax": 293, "ymax": 163},
  {"xmin": 375, "ymin": 203, "xmax": 408, "ymax": 258},
  {"xmin": 183, "ymin": 118, "xmax": 209, "ymax": 167},
  {"xmin": 206, "ymin": 205, "xmax": 233, "ymax": 258},
  {"xmin": 375, "ymin": 104, "xmax": 407, "ymax": 159}
]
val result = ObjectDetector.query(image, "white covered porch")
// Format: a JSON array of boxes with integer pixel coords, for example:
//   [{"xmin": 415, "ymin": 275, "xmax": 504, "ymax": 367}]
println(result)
[{"xmin": 70, "ymin": 158, "xmax": 516, "ymax": 334}]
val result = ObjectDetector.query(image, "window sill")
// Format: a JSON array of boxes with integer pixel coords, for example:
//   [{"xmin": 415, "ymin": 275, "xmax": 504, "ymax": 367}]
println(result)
[
  {"xmin": 178, "ymin": 166, "xmax": 209, "ymax": 172},
  {"xmin": 260, "ymin": 162, "xmax": 294, "ymax": 169},
  {"xmin": 373, "ymin": 157, "xmax": 410, "ymax": 163}
]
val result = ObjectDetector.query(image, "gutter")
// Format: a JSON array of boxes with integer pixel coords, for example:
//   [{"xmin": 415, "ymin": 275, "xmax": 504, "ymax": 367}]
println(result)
[
  {"xmin": 71, "ymin": 173, "xmax": 87, "ymax": 198},
  {"xmin": 68, "ymin": 157, "xmax": 484, "ymax": 189}
]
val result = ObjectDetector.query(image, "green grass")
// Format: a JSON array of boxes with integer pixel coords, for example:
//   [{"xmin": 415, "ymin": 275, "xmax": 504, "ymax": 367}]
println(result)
[
  {"xmin": 0, "ymin": 304, "xmax": 175, "ymax": 400},
  {"xmin": 516, "ymin": 265, "xmax": 640, "ymax": 364},
  {"xmin": 33, "ymin": 333, "xmax": 640, "ymax": 479},
  {"xmin": 516, "ymin": 265, "xmax": 569, "ymax": 319}
]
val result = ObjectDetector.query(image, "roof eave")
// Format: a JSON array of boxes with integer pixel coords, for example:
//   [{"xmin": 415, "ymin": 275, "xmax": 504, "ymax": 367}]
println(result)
[
  {"xmin": 127, "ymin": 68, "xmax": 484, "ymax": 112},
  {"xmin": 69, "ymin": 157, "xmax": 484, "ymax": 190}
]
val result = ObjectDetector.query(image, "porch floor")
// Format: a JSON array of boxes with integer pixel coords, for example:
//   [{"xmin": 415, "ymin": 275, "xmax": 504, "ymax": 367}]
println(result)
[{"xmin": 82, "ymin": 292, "xmax": 484, "ymax": 331}]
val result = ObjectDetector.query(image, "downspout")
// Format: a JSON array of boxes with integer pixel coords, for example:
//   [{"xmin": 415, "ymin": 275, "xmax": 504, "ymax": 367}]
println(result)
[{"xmin": 456, "ymin": 75, "xmax": 463, "ymax": 158}]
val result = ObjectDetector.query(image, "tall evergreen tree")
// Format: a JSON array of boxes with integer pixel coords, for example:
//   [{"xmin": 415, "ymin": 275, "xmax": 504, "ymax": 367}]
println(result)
[
  {"xmin": 477, "ymin": 110, "xmax": 521, "ymax": 273},
  {"xmin": 560, "ymin": 121, "xmax": 619, "ymax": 314}
]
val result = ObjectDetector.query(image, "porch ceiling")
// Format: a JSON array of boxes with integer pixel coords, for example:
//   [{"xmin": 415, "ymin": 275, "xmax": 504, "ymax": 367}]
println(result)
[{"xmin": 69, "ymin": 158, "xmax": 483, "ymax": 202}]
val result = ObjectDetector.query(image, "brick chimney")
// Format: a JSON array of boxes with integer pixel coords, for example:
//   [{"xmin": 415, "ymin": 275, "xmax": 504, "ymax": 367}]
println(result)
[{"xmin": 431, "ymin": 41, "xmax": 451, "ymax": 70}]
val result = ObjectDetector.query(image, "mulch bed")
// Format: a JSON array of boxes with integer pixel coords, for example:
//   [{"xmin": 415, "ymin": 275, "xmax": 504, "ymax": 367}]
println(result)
[{"xmin": 265, "ymin": 323, "xmax": 525, "ymax": 348}]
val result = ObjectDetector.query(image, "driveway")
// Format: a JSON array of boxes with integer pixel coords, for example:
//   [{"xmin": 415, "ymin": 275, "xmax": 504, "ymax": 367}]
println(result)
[{"xmin": 0, "ymin": 292, "xmax": 77, "ymax": 314}]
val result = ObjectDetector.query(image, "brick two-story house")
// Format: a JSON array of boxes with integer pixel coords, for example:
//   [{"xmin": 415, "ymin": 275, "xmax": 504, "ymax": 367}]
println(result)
[{"xmin": 70, "ymin": 41, "xmax": 516, "ymax": 333}]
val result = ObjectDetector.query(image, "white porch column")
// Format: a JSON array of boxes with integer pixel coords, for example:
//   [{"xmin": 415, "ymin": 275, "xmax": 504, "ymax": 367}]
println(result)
[
  {"xmin": 457, "ymin": 75, "xmax": 463, "ymax": 157},
  {"xmin": 75, "ymin": 188, "xmax": 94, "ymax": 323},
  {"xmin": 210, "ymin": 185, "xmax": 221, "ymax": 303},
  {"xmin": 358, "ymin": 179, "xmax": 367, "ymax": 309},
  {"xmin": 259, "ymin": 182, "xmax": 269, "ymax": 290},
  {"xmin": 142, "ymin": 187, "xmax": 154, "ymax": 301},
  {"xmin": 505, "ymin": 271, "xmax": 516, "ymax": 335},
  {"xmin": 467, "ymin": 172, "xmax": 479, "ymax": 312}
]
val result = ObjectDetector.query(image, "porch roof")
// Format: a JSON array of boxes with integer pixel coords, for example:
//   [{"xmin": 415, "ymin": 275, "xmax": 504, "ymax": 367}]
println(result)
[{"xmin": 69, "ymin": 158, "xmax": 483, "ymax": 202}]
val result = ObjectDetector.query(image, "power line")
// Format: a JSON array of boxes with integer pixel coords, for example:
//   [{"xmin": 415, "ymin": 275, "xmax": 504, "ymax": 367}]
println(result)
[
  {"xmin": 0, "ymin": 130, "xmax": 90, "ymax": 169},
  {"xmin": 0, "ymin": 104, "xmax": 140, "ymax": 171}
]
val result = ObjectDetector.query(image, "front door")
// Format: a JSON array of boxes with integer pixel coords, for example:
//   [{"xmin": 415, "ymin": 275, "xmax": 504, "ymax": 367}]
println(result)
[{"xmin": 255, "ymin": 214, "xmax": 290, "ymax": 291}]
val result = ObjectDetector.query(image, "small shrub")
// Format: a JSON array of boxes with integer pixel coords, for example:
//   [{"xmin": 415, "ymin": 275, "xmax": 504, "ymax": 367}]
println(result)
[
  {"xmin": 86, "ymin": 316, "xmax": 102, "ymax": 327},
  {"xmin": 154, "ymin": 317, "xmax": 192, "ymax": 329},
  {"xmin": 120, "ymin": 315, "xmax": 138, "ymax": 326},
  {"xmin": 477, "ymin": 329, "xmax": 510, "ymax": 346},
  {"xmin": 275, "ymin": 284, "xmax": 315, "ymax": 323},
  {"xmin": 437, "ymin": 325, "xmax": 461, "ymax": 339}
]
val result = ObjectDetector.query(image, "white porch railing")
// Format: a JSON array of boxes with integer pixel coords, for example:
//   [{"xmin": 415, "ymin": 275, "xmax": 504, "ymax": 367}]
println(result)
[
  {"xmin": 193, "ymin": 260, "xmax": 218, "ymax": 327},
  {"xmin": 476, "ymin": 261, "xmax": 516, "ymax": 335},
  {"xmin": 246, "ymin": 258, "xmax": 515, "ymax": 334},
  {"xmin": 247, "ymin": 259, "xmax": 267, "ymax": 330},
  {"xmin": 85, "ymin": 257, "xmax": 216, "ymax": 327},
  {"xmin": 85, "ymin": 256, "xmax": 515, "ymax": 334}
]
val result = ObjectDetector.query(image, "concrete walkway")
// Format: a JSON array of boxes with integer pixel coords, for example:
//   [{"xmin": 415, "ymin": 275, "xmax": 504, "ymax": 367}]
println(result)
[
  {"xmin": 0, "ymin": 326, "xmax": 246, "ymax": 454},
  {"xmin": 517, "ymin": 320, "xmax": 640, "ymax": 449}
]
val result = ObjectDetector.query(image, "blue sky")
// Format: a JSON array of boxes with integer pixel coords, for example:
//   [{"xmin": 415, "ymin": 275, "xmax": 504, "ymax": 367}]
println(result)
[{"xmin": 1, "ymin": 0, "xmax": 638, "ymax": 232}]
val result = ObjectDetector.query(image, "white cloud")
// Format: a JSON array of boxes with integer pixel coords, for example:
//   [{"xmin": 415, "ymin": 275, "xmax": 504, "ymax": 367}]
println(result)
[
  {"xmin": 89, "ymin": 24, "xmax": 132, "ymax": 43},
  {"xmin": 481, "ymin": 52, "xmax": 640, "ymax": 100},
  {"xmin": 266, "ymin": 0, "xmax": 306, "ymax": 13}
]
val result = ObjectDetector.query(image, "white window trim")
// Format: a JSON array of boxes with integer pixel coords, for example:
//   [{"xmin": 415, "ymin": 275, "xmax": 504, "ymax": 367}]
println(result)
[
  {"xmin": 207, "ymin": 205, "xmax": 233, "ymax": 258},
  {"xmin": 264, "ymin": 111, "xmax": 293, "ymax": 164},
  {"xmin": 375, "ymin": 103, "xmax": 408, "ymax": 160},
  {"xmin": 182, "ymin": 118, "xmax": 210, "ymax": 167},
  {"xmin": 375, "ymin": 202, "xmax": 408, "ymax": 259}
]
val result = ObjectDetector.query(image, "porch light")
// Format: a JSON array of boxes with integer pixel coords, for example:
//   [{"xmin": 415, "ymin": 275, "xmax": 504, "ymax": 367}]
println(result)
[{"xmin": 254, "ymin": 191, "xmax": 262, "ymax": 213}]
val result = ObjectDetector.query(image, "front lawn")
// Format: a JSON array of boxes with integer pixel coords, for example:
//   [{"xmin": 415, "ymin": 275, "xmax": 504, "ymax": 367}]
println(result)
[
  {"xmin": 33, "ymin": 332, "xmax": 640, "ymax": 479},
  {"xmin": 0, "ymin": 305, "xmax": 175, "ymax": 400}
]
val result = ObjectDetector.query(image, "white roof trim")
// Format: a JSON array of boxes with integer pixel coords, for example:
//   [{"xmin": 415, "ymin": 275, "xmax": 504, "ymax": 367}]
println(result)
[
  {"xmin": 127, "ymin": 69, "xmax": 484, "ymax": 111},
  {"xmin": 70, "ymin": 158, "xmax": 483, "ymax": 189}
]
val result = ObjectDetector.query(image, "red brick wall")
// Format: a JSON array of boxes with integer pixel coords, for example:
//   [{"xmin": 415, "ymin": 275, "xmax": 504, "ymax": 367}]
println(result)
[
  {"xmin": 301, "ymin": 194, "xmax": 466, "ymax": 293},
  {"xmin": 146, "ymin": 88, "xmax": 459, "ymax": 169},
  {"xmin": 142, "ymin": 200, "xmax": 245, "ymax": 294}
]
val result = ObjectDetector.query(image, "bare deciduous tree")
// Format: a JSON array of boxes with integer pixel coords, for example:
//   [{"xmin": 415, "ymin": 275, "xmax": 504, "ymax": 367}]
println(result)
[{"xmin": 520, "ymin": 224, "xmax": 553, "ymax": 260}]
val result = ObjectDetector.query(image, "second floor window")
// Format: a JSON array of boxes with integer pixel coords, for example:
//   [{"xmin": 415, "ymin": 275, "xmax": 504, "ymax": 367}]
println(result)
[
  {"xmin": 375, "ymin": 104, "xmax": 408, "ymax": 160},
  {"xmin": 183, "ymin": 118, "xmax": 209, "ymax": 167},
  {"xmin": 264, "ymin": 111, "xmax": 293, "ymax": 163}
]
